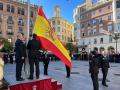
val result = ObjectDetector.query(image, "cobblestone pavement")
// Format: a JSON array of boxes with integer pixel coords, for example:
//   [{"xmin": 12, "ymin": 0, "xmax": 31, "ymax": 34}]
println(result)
[{"xmin": 4, "ymin": 61, "xmax": 120, "ymax": 90}]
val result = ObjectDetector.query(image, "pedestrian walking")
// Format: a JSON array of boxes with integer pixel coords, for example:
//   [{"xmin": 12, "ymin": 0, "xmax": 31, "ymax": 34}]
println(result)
[
  {"xmin": 89, "ymin": 48, "xmax": 99, "ymax": 90},
  {"xmin": 27, "ymin": 34, "xmax": 41, "ymax": 80},
  {"xmin": 15, "ymin": 32, "xmax": 26, "ymax": 81},
  {"xmin": 99, "ymin": 51, "xmax": 110, "ymax": 87}
]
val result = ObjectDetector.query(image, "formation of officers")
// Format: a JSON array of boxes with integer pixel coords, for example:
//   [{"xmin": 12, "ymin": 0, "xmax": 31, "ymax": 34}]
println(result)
[
  {"xmin": 89, "ymin": 48, "xmax": 110, "ymax": 90},
  {"xmin": 15, "ymin": 32, "xmax": 70, "ymax": 81}
]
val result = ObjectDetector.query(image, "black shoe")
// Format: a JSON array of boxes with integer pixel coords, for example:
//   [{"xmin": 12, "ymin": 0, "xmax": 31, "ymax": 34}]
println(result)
[
  {"xmin": 28, "ymin": 77, "xmax": 33, "ymax": 80},
  {"xmin": 0, "ymin": 84, "xmax": 8, "ymax": 89},
  {"xmin": 16, "ymin": 78, "xmax": 24, "ymax": 81},
  {"xmin": 66, "ymin": 76, "xmax": 70, "ymax": 78},
  {"xmin": 36, "ymin": 77, "xmax": 39, "ymax": 79},
  {"xmin": 102, "ymin": 83, "xmax": 108, "ymax": 87}
]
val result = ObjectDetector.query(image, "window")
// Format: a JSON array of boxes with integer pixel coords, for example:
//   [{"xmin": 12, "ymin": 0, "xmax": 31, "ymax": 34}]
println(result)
[
  {"xmin": 52, "ymin": 21, "xmax": 55, "ymax": 25},
  {"xmin": 18, "ymin": 17, "xmax": 23, "ymax": 26},
  {"xmin": 7, "ymin": 26, "xmax": 13, "ymax": 33},
  {"xmin": 100, "ymin": 38, "xmax": 103, "ymax": 44},
  {"xmin": 81, "ymin": 23, "xmax": 85, "ymax": 28},
  {"xmin": 7, "ymin": 4, "xmax": 10, "ymax": 12},
  {"xmin": 94, "ymin": 38, "xmax": 97, "ymax": 44},
  {"xmin": 93, "ymin": 29, "xmax": 97, "ymax": 35},
  {"xmin": 82, "ymin": 33, "xmax": 85, "ymax": 37},
  {"xmin": 92, "ymin": 11, "xmax": 96, "ymax": 15},
  {"xmin": 108, "ymin": 15, "xmax": 112, "ymax": 20},
  {"xmin": 0, "ymin": 3, "xmax": 3, "ymax": 10},
  {"xmin": 108, "ymin": 25, "xmax": 112, "ymax": 32},
  {"xmin": 11, "ymin": 6, "xmax": 14, "ymax": 13},
  {"xmin": 19, "ymin": 27, "xmax": 23, "ymax": 32},
  {"xmin": 21, "ymin": 8, "xmax": 24, "ymax": 15},
  {"xmin": 88, "ymin": 20, "xmax": 92, "ymax": 27},
  {"xmin": 88, "ymin": 29, "xmax": 92, "ymax": 35},
  {"xmin": 108, "ymin": 5, "xmax": 111, "ymax": 9},
  {"xmin": 30, "ymin": 11, "xmax": 33, "ymax": 17},
  {"xmin": 109, "ymin": 36, "xmax": 112, "ymax": 43},
  {"xmin": 81, "ymin": 15, "xmax": 85, "ymax": 20},
  {"xmin": 99, "ymin": 18, "xmax": 102, "ymax": 24},
  {"xmin": 18, "ymin": 7, "xmax": 21, "ymax": 14},
  {"xmin": 116, "ymin": 0, "xmax": 120, "ymax": 8},
  {"xmin": 99, "ymin": 27, "xmax": 103, "ymax": 33},
  {"xmin": 57, "ymin": 20, "xmax": 60, "ymax": 25},
  {"xmin": 57, "ymin": 27, "xmax": 60, "ymax": 32},
  {"xmin": 93, "ymin": 19, "xmax": 97, "ymax": 25}
]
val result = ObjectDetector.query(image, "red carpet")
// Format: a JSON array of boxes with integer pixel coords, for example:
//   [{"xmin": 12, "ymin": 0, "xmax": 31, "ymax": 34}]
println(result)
[{"xmin": 9, "ymin": 77, "xmax": 62, "ymax": 90}]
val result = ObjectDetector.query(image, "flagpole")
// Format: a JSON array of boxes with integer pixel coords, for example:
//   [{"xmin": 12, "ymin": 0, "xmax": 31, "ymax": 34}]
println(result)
[
  {"xmin": 27, "ymin": 0, "xmax": 30, "ymax": 43},
  {"xmin": 24, "ymin": 0, "xmax": 30, "ymax": 78}
]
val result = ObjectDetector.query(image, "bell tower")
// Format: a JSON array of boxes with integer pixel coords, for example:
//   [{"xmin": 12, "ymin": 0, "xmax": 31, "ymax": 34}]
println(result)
[{"xmin": 54, "ymin": 5, "xmax": 61, "ymax": 17}]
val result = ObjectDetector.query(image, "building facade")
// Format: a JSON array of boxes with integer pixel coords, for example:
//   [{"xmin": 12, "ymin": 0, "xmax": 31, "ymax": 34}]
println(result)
[
  {"xmin": 73, "ymin": 0, "xmax": 120, "ymax": 53},
  {"xmin": 0, "ymin": 0, "xmax": 38, "ymax": 44},
  {"xmin": 49, "ymin": 6, "xmax": 74, "ymax": 45}
]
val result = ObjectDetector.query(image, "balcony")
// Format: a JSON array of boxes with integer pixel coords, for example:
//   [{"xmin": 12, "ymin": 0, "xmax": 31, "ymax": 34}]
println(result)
[{"xmin": 7, "ymin": 31, "xmax": 14, "ymax": 35}]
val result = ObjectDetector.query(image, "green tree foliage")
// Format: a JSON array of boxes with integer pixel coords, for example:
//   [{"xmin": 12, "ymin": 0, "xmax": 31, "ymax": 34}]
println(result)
[{"xmin": 0, "ymin": 38, "xmax": 13, "ymax": 52}]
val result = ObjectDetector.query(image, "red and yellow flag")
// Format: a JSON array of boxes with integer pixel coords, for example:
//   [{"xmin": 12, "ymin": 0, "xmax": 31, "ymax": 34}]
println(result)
[{"xmin": 33, "ymin": 7, "xmax": 72, "ymax": 68}]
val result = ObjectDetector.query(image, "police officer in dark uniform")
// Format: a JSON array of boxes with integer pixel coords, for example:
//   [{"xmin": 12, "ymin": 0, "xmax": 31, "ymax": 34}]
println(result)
[
  {"xmin": 65, "ymin": 52, "xmax": 72, "ymax": 78},
  {"xmin": 89, "ymin": 48, "xmax": 99, "ymax": 90},
  {"xmin": 27, "ymin": 34, "xmax": 41, "ymax": 79},
  {"xmin": 65, "ymin": 65, "xmax": 71, "ymax": 78},
  {"xmin": 15, "ymin": 32, "xmax": 26, "ymax": 81},
  {"xmin": 99, "ymin": 51, "xmax": 110, "ymax": 87},
  {"xmin": 42, "ymin": 50, "xmax": 50, "ymax": 75}
]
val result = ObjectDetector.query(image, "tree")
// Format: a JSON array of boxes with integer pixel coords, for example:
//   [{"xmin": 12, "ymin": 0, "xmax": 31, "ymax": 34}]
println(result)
[{"xmin": 0, "ymin": 38, "xmax": 13, "ymax": 52}]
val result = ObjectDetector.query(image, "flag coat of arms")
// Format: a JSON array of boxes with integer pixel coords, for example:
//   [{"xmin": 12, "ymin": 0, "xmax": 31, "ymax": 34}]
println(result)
[{"xmin": 33, "ymin": 7, "xmax": 72, "ymax": 68}]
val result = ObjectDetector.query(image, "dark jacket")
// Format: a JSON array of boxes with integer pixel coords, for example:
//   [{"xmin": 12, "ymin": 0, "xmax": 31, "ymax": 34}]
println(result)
[
  {"xmin": 27, "ymin": 39, "xmax": 41, "ymax": 59},
  {"xmin": 89, "ymin": 51, "xmax": 99, "ymax": 74},
  {"xmin": 15, "ymin": 39, "xmax": 26, "ymax": 59},
  {"xmin": 99, "ymin": 55, "xmax": 110, "ymax": 69}
]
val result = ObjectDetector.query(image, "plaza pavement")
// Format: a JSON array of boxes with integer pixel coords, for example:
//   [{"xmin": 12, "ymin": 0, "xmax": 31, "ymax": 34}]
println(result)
[{"xmin": 4, "ymin": 61, "xmax": 120, "ymax": 90}]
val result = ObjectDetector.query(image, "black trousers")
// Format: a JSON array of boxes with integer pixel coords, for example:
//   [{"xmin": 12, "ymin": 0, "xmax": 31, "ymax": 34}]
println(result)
[
  {"xmin": 29, "ymin": 58, "xmax": 40, "ymax": 78},
  {"xmin": 16, "ymin": 59, "xmax": 24, "ymax": 79},
  {"xmin": 91, "ymin": 74, "xmax": 99, "ymax": 90},
  {"xmin": 102, "ymin": 68, "xmax": 108, "ymax": 84},
  {"xmin": 65, "ymin": 65, "xmax": 70, "ymax": 77},
  {"xmin": 43, "ymin": 62, "xmax": 49, "ymax": 75}
]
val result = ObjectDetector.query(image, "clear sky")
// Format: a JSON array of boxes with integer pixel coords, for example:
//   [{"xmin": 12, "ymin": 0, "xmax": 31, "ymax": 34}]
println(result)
[{"xmin": 30, "ymin": 0, "xmax": 85, "ymax": 23}]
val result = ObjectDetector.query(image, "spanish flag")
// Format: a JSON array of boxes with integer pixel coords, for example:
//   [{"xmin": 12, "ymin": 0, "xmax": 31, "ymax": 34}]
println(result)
[{"xmin": 33, "ymin": 7, "xmax": 72, "ymax": 68}]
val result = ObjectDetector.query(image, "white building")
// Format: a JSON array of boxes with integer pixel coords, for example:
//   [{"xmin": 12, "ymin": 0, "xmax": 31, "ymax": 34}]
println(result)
[{"xmin": 73, "ymin": 0, "xmax": 120, "ymax": 53}]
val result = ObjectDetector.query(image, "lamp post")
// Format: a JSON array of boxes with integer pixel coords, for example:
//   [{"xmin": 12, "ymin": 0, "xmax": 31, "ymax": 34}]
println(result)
[{"xmin": 110, "ymin": 33, "xmax": 120, "ymax": 53}]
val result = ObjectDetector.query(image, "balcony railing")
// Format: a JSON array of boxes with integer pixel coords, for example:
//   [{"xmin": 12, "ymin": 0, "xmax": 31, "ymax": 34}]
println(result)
[{"xmin": 7, "ymin": 31, "xmax": 14, "ymax": 35}]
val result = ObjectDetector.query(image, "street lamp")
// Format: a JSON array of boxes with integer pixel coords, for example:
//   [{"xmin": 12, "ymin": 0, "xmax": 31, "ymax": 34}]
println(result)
[{"xmin": 110, "ymin": 33, "xmax": 120, "ymax": 53}]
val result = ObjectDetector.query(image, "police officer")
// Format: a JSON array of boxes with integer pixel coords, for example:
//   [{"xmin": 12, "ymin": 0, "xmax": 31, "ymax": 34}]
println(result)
[
  {"xmin": 100, "ymin": 51, "xmax": 110, "ymax": 87},
  {"xmin": 42, "ymin": 50, "xmax": 50, "ymax": 75},
  {"xmin": 27, "ymin": 34, "xmax": 41, "ymax": 79},
  {"xmin": 15, "ymin": 33, "xmax": 26, "ymax": 81},
  {"xmin": 89, "ymin": 48, "xmax": 99, "ymax": 90},
  {"xmin": 65, "ymin": 52, "xmax": 72, "ymax": 78},
  {"xmin": 65, "ymin": 65, "xmax": 71, "ymax": 78}
]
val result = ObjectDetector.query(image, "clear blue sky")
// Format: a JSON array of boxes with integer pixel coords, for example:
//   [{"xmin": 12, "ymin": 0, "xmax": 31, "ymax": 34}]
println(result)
[
  {"xmin": 30, "ymin": 0, "xmax": 85, "ymax": 23},
  {"xmin": 30, "ymin": 0, "xmax": 97, "ymax": 23}
]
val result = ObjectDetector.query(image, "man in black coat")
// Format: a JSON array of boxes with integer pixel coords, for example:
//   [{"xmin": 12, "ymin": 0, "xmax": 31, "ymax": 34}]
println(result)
[
  {"xmin": 15, "ymin": 32, "xmax": 26, "ymax": 81},
  {"xmin": 89, "ymin": 48, "xmax": 99, "ymax": 90},
  {"xmin": 99, "ymin": 51, "xmax": 110, "ymax": 87},
  {"xmin": 27, "ymin": 34, "xmax": 41, "ymax": 79}
]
